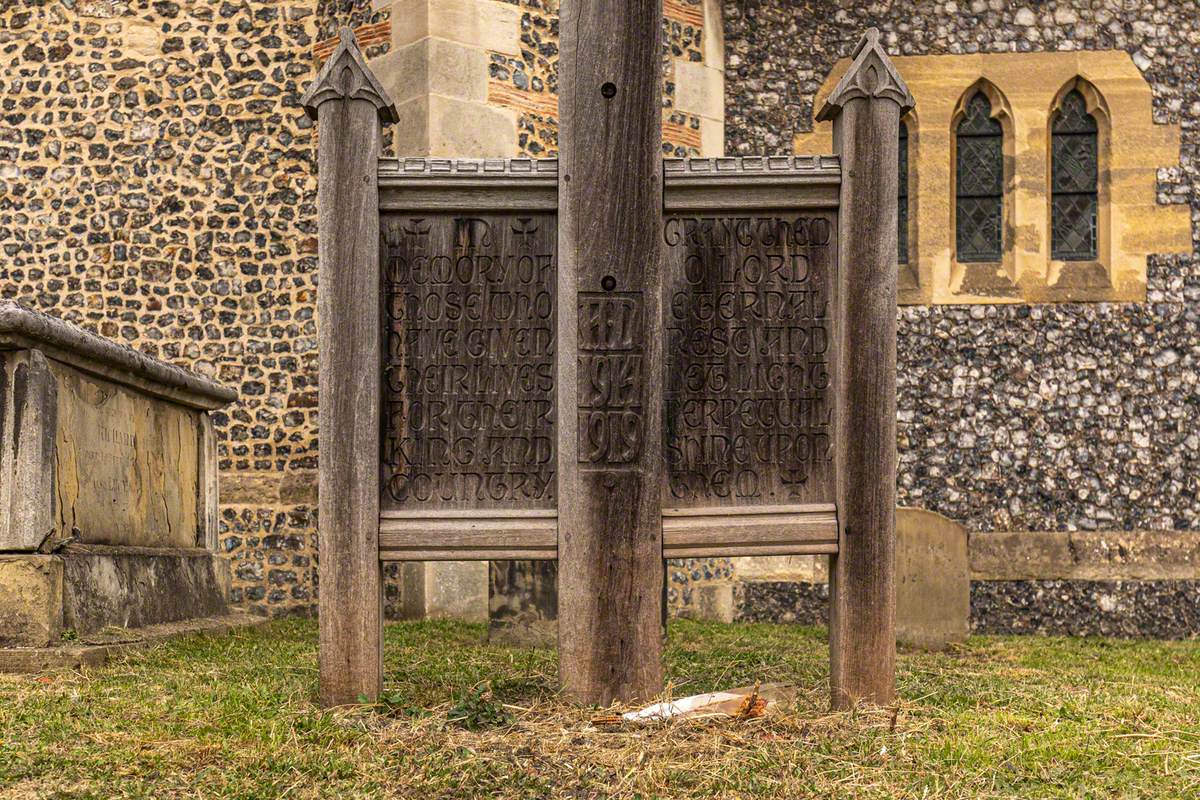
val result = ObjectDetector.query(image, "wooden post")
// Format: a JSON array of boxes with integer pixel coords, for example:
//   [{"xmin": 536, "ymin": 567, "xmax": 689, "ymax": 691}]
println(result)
[
  {"xmin": 557, "ymin": 0, "xmax": 666, "ymax": 704},
  {"xmin": 302, "ymin": 30, "xmax": 399, "ymax": 707},
  {"xmin": 817, "ymin": 29, "xmax": 914, "ymax": 710}
]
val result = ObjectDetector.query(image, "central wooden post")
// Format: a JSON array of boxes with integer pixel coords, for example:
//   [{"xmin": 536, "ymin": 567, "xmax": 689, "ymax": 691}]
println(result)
[{"xmin": 557, "ymin": 0, "xmax": 666, "ymax": 704}]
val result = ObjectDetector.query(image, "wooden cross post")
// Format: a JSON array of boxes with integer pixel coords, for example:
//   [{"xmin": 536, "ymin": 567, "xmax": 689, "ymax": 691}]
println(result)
[
  {"xmin": 557, "ymin": 0, "xmax": 666, "ymax": 705},
  {"xmin": 302, "ymin": 31, "xmax": 399, "ymax": 707},
  {"xmin": 817, "ymin": 30, "xmax": 914, "ymax": 709},
  {"xmin": 305, "ymin": 22, "xmax": 911, "ymax": 712}
]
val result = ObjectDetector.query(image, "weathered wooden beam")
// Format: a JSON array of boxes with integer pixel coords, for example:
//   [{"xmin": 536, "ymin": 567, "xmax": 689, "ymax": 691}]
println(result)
[
  {"xmin": 379, "ymin": 510, "xmax": 558, "ymax": 561},
  {"xmin": 817, "ymin": 29, "xmax": 914, "ymax": 710},
  {"xmin": 662, "ymin": 155, "xmax": 842, "ymax": 211},
  {"xmin": 376, "ymin": 157, "xmax": 559, "ymax": 212},
  {"xmin": 302, "ymin": 29, "xmax": 399, "ymax": 708},
  {"xmin": 556, "ymin": 0, "xmax": 666, "ymax": 705},
  {"xmin": 661, "ymin": 504, "xmax": 839, "ymax": 558}
]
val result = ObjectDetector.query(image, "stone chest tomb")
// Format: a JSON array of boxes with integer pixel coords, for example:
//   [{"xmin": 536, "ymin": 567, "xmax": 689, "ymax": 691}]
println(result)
[{"xmin": 0, "ymin": 302, "xmax": 237, "ymax": 664}]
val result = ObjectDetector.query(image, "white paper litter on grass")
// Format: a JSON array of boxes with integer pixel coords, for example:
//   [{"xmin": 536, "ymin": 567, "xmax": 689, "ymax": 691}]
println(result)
[
  {"xmin": 622, "ymin": 691, "xmax": 749, "ymax": 722},
  {"xmin": 618, "ymin": 683, "xmax": 794, "ymax": 724}
]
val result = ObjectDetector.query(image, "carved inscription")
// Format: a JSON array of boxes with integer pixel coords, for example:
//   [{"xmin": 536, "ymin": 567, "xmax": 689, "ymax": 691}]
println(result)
[
  {"xmin": 382, "ymin": 214, "xmax": 556, "ymax": 508},
  {"xmin": 51, "ymin": 361, "xmax": 201, "ymax": 548},
  {"xmin": 82, "ymin": 424, "xmax": 137, "ymax": 495},
  {"xmin": 663, "ymin": 214, "xmax": 837, "ymax": 505},
  {"xmin": 577, "ymin": 291, "xmax": 645, "ymax": 466}
]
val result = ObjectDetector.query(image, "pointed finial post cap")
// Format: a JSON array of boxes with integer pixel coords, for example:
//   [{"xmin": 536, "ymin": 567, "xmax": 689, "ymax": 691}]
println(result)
[
  {"xmin": 301, "ymin": 28, "xmax": 400, "ymax": 124},
  {"xmin": 816, "ymin": 28, "xmax": 914, "ymax": 122}
]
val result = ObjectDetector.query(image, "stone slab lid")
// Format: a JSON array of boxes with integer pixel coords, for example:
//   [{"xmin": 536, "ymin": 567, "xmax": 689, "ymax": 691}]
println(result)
[{"xmin": 0, "ymin": 301, "xmax": 236, "ymax": 411}]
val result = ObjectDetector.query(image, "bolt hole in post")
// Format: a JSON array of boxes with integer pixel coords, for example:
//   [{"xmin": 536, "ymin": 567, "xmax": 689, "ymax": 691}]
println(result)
[
  {"xmin": 600, "ymin": 82, "xmax": 617, "ymax": 99},
  {"xmin": 601, "ymin": 275, "xmax": 617, "ymax": 291}
]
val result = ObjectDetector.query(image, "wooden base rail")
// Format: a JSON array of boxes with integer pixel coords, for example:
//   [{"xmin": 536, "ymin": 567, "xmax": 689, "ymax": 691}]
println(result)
[
  {"xmin": 379, "ymin": 509, "xmax": 557, "ymax": 561},
  {"xmin": 661, "ymin": 504, "xmax": 838, "ymax": 558},
  {"xmin": 377, "ymin": 504, "xmax": 838, "ymax": 561}
]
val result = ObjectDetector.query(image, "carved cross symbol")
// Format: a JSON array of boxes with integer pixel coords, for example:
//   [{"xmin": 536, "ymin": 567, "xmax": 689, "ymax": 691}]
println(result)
[
  {"xmin": 403, "ymin": 219, "xmax": 431, "ymax": 255},
  {"xmin": 512, "ymin": 217, "xmax": 539, "ymax": 250}
]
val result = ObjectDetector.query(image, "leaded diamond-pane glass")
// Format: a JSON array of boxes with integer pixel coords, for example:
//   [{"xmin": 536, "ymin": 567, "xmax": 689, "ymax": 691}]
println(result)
[
  {"xmin": 956, "ymin": 197, "xmax": 1003, "ymax": 263},
  {"xmin": 956, "ymin": 92, "xmax": 1003, "ymax": 263},
  {"xmin": 1053, "ymin": 90, "xmax": 1097, "ymax": 135},
  {"xmin": 1052, "ymin": 133, "xmax": 1098, "ymax": 193},
  {"xmin": 1051, "ymin": 193, "xmax": 1097, "ymax": 261},
  {"xmin": 1051, "ymin": 90, "xmax": 1098, "ymax": 261},
  {"xmin": 898, "ymin": 121, "xmax": 909, "ymax": 263},
  {"xmin": 958, "ymin": 136, "xmax": 1003, "ymax": 196}
]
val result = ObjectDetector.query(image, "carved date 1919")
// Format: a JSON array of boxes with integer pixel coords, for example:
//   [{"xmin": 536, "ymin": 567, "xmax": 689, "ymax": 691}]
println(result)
[{"xmin": 577, "ymin": 291, "xmax": 645, "ymax": 467}]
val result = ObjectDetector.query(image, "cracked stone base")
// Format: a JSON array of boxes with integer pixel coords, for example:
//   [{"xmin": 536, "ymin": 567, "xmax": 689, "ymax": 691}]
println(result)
[
  {"xmin": 0, "ymin": 548, "xmax": 232, "ymax": 650},
  {"xmin": 0, "ymin": 613, "xmax": 268, "ymax": 673}
]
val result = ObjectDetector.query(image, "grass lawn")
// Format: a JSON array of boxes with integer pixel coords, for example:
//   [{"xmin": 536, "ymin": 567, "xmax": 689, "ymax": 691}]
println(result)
[{"xmin": 0, "ymin": 619, "xmax": 1197, "ymax": 799}]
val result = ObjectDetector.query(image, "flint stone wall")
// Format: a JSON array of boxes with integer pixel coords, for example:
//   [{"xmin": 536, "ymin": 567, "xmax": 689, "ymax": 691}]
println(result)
[
  {"xmin": 4, "ymin": 0, "xmax": 1198, "ymax": 628},
  {"xmin": 725, "ymin": 2, "xmax": 1200, "ymax": 533},
  {"xmin": 717, "ymin": 1, "xmax": 1200, "ymax": 633},
  {"xmin": 0, "ymin": 1, "xmax": 328, "ymax": 614},
  {"xmin": 0, "ymin": 0, "xmax": 716, "ymax": 618}
]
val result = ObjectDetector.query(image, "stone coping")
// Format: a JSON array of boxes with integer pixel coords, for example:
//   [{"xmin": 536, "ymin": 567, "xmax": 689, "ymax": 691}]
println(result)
[
  {"xmin": 969, "ymin": 530, "xmax": 1200, "ymax": 581},
  {"xmin": 0, "ymin": 301, "xmax": 236, "ymax": 410},
  {"xmin": 0, "ymin": 613, "xmax": 267, "ymax": 673}
]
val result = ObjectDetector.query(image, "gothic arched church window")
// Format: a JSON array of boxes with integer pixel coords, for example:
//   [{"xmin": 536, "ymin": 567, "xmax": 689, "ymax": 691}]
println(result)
[
  {"xmin": 1050, "ymin": 89, "xmax": 1099, "ymax": 261},
  {"xmin": 955, "ymin": 92, "xmax": 1004, "ymax": 263},
  {"xmin": 898, "ymin": 120, "xmax": 909, "ymax": 264}
]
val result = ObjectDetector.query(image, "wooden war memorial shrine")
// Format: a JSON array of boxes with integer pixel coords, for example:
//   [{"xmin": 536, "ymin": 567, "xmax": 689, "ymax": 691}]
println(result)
[{"xmin": 302, "ymin": 4, "xmax": 914, "ymax": 710}]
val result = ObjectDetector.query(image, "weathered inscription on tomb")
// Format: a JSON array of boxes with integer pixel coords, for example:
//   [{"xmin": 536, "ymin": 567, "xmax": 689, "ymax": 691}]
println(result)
[
  {"xmin": 663, "ymin": 213, "xmax": 837, "ymax": 506},
  {"xmin": 382, "ymin": 214, "xmax": 556, "ymax": 509},
  {"xmin": 51, "ymin": 361, "xmax": 202, "ymax": 548}
]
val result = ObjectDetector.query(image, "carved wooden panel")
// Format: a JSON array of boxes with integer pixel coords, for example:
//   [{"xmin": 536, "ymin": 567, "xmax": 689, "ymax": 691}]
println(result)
[
  {"xmin": 377, "ymin": 159, "xmax": 558, "ymax": 560},
  {"xmin": 663, "ymin": 212, "xmax": 836, "ymax": 505},
  {"xmin": 375, "ymin": 157, "xmax": 842, "ymax": 560},
  {"xmin": 381, "ymin": 212, "xmax": 556, "ymax": 513},
  {"xmin": 661, "ymin": 157, "xmax": 840, "ymax": 556}
]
